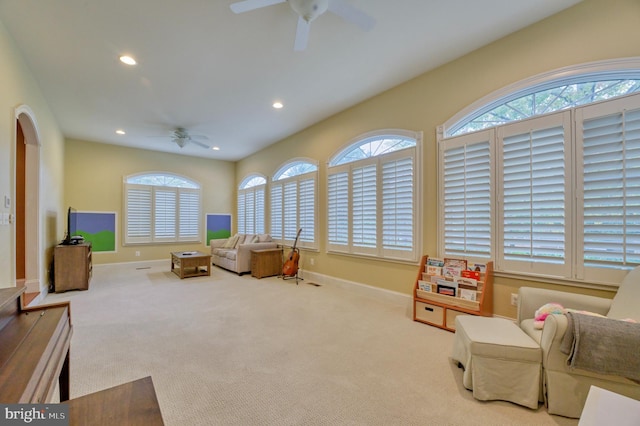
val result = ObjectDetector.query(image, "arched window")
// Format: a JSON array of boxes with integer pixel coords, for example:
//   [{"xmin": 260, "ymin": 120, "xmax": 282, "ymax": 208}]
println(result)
[
  {"xmin": 438, "ymin": 59, "xmax": 640, "ymax": 286},
  {"xmin": 124, "ymin": 172, "xmax": 201, "ymax": 244},
  {"xmin": 327, "ymin": 130, "xmax": 421, "ymax": 262},
  {"xmin": 238, "ymin": 174, "xmax": 266, "ymax": 235},
  {"xmin": 270, "ymin": 159, "xmax": 318, "ymax": 248}
]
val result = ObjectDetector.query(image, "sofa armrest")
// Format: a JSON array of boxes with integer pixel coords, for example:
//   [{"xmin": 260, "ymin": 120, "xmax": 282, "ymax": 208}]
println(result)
[
  {"xmin": 517, "ymin": 287, "xmax": 612, "ymax": 324},
  {"xmin": 538, "ymin": 313, "xmax": 570, "ymax": 370}
]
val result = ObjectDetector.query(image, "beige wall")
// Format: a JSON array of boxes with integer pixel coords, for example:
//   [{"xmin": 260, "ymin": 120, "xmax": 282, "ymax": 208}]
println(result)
[
  {"xmin": 64, "ymin": 139, "xmax": 235, "ymax": 264},
  {"xmin": 237, "ymin": 0, "xmax": 640, "ymax": 317},
  {"xmin": 0, "ymin": 19, "xmax": 65, "ymax": 290}
]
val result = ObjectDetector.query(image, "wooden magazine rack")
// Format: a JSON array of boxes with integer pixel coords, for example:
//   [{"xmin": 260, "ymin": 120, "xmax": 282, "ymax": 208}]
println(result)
[{"xmin": 412, "ymin": 255, "xmax": 493, "ymax": 332}]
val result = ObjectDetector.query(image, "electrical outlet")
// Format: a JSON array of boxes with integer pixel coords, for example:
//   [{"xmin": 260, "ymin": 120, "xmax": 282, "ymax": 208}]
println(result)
[
  {"xmin": 309, "ymin": 258, "xmax": 315, "ymax": 266},
  {"xmin": 510, "ymin": 293, "xmax": 518, "ymax": 306},
  {"xmin": 135, "ymin": 251, "xmax": 140, "ymax": 257}
]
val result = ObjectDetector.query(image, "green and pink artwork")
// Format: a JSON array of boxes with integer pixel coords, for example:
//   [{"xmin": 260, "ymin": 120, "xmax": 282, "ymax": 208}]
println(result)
[
  {"xmin": 206, "ymin": 214, "xmax": 231, "ymax": 245},
  {"xmin": 75, "ymin": 212, "xmax": 116, "ymax": 252}
]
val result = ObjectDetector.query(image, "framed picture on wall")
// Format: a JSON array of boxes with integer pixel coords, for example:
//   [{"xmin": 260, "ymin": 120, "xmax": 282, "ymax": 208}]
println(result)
[
  {"xmin": 205, "ymin": 213, "xmax": 232, "ymax": 246},
  {"xmin": 75, "ymin": 211, "xmax": 117, "ymax": 252}
]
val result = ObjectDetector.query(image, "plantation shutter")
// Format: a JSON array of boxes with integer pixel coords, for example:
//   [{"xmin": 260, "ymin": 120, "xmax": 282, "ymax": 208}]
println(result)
[
  {"xmin": 352, "ymin": 163, "xmax": 377, "ymax": 252},
  {"xmin": 270, "ymin": 184, "xmax": 283, "ymax": 240},
  {"xmin": 283, "ymin": 181, "xmax": 298, "ymax": 241},
  {"xmin": 441, "ymin": 131, "xmax": 492, "ymax": 258},
  {"xmin": 255, "ymin": 186, "xmax": 265, "ymax": 234},
  {"xmin": 382, "ymin": 154, "xmax": 414, "ymax": 258},
  {"xmin": 125, "ymin": 184, "xmax": 152, "ymax": 243},
  {"xmin": 580, "ymin": 104, "xmax": 640, "ymax": 269},
  {"xmin": 154, "ymin": 188, "xmax": 177, "ymax": 240},
  {"xmin": 327, "ymin": 170, "xmax": 349, "ymax": 249},
  {"xmin": 498, "ymin": 111, "xmax": 571, "ymax": 276},
  {"xmin": 179, "ymin": 189, "xmax": 199, "ymax": 240},
  {"xmin": 299, "ymin": 177, "xmax": 315, "ymax": 244},
  {"xmin": 245, "ymin": 190, "xmax": 255, "ymax": 234},
  {"xmin": 237, "ymin": 192, "xmax": 246, "ymax": 234}
]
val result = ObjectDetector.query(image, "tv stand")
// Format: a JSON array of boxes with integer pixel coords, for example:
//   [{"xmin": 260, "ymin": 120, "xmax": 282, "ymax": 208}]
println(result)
[{"xmin": 54, "ymin": 243, "xmax": 92, "ymax": 292}]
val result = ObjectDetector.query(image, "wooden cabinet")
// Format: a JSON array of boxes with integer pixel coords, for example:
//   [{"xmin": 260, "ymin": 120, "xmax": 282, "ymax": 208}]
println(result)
[
  {"xmin": 251, "ymin": 248, "xmax": 283, "ymax": 279},
  {"xmin": 413, "ymin": 255, "xmax": 493, "ymax": 332},
  {"xmin": 54, "ymin": 243, "xmax": 92, "ymax": 292}
]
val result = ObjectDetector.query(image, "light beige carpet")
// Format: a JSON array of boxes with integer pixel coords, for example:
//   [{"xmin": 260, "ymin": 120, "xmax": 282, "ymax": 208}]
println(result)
[{"xmin": 44, "ymin": 262, "xmax": 577, "ymax": 425}]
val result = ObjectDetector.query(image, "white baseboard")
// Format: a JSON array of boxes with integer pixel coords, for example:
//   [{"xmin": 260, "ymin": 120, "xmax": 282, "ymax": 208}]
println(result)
[{"xmin": 299, "ymin": 269, "xmax": 411, "ymax": 308}]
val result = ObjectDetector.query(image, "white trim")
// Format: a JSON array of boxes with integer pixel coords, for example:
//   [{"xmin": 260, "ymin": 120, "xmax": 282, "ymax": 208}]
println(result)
[
  {"xmin": 271, "ymin": 157, "xmax": 319, "ymax": 181},
  {"xmin": 443, "ymin": 57, "xmax": 640, "ymax": 136},
  {"xmin": 327, "ymin": 128, "xmax": 422, "ymax": 166}
]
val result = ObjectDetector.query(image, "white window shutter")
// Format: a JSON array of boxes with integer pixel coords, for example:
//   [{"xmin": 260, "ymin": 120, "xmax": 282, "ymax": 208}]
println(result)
[
  {"xmin": 154, "ymin": 188, "xmax": 177, "ymax": 240},
  {"xmin": 441, "ymin": 132, "xmax": 493, "ymax": 259},
  {"xmin": 178, "ymin": 189, "xmax": 199, "ymax": 241},
  {"xmin": 579, "ymin": 99, "xmax": 640, "ymax": 281},
  {"xmin": 327, "ymin": 170, "xmax": 349, "ymax": 249},
  {"xmin": 237, "ymin": 192, "xmax": 246, "ymax": 234},
  {"xmin": 270, "ymin": 184, "xmax": 283, "ymax": 240},
  {"xmin": 498, "ymin": 111, "xmax": 571, "ymax": 277},
  {"xmin": 284, "ymin": 181, "xmax": 298, "ymax": 241},
  {"xmin": 125, "ymin": 185, "xmax": 152, "ymax": 243},
  {"xmin": 382, "ymin": 155, "xmax": 414, "ymax": 258},
  {"xmin": 352, "ymin": 163, "xmax": 377, "ymax": 252},
  {"xmin": 255, "ymin": 187, "xmax": 265, "ymax": 234},
  {"xmin": 299, "ymin": 178, "xmax": 315, "ymax": 244}
]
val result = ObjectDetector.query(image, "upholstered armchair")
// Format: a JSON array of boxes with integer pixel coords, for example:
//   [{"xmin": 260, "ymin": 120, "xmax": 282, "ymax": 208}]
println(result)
[{"xmin": 517, "ymin": 268, "xmax": 640, "ymax": 418}]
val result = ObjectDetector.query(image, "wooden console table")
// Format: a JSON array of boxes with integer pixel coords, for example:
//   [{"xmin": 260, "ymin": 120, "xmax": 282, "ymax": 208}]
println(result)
[
  {"xmin": 251, "ymin": 248, "xmax": 283, "ymax": 279},
  {"xmin": 171, "ymin": 251, "xmax": 211, "ymax": 279},
  {"xmin": 65, "ymin": 376, "xmax": 164, "ymax": 425}
]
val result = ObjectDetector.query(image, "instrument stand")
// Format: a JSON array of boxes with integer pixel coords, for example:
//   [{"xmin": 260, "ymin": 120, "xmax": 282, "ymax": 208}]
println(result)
[{"xmin": 282, "ymin": 271, "xmax": 303, "ymax": 285}]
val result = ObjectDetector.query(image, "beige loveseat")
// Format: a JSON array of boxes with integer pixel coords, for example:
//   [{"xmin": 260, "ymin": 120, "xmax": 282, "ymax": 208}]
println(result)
[
  {"xmin": 517, "ymin": 267, "xmax": 640, "ymax": 418},
  {"xmin": 210, "ymin": 233, "xmax": 277, "ymax": 275}
]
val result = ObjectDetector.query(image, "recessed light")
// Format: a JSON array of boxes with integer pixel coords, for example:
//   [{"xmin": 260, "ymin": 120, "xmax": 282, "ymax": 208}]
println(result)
[
  {"xmin": 119, "ymin": 55, "xmax": 136, "ymax": 65},
  {"xmin": 212, "ymin": 146, "xmax": 220, "ymax": 151},
  {"xmin": 116, "ymin": 129, "xmax": 126, "ymax": 135},
  {"xmin": 272, "ymin": 101, "xmax": 283, "ymax": 109}
]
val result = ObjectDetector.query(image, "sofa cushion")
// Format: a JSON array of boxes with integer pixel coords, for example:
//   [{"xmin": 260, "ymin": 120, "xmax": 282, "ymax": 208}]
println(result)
[
  {"xmin": 258, "ymin": 234, "xmax": 272, "ymax": 242},
  {"xmin": 224, "ymin": 250, "xmax": 237, "ymax": 261}
]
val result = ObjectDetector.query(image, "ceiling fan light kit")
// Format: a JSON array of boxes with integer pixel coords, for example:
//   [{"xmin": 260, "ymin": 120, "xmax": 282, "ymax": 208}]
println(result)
[{"xmin": 229, "ymin": 0, "xmax": 374, "ymax": 51}]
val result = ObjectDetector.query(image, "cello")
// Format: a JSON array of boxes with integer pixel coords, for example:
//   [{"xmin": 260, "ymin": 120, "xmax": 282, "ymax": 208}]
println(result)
[{"xmin": 282, "ymin": 228, "xmax": 302, "ymax": 278}]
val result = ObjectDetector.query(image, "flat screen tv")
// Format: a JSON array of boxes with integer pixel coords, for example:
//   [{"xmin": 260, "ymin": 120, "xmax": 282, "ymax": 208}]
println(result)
[{"xmin": 62, "ymin": 207, "xmax": 79, "ymax": 245}]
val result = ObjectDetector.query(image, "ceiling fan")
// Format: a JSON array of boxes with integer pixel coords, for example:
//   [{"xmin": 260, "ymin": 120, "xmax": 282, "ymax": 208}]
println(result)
[
  {"xmin": 170, "ymin": 127, "xmax": 210, "ymax": 149},
  {"xmin": 229, "ymin": 0, "xmax": 375, "ymax": 51}
]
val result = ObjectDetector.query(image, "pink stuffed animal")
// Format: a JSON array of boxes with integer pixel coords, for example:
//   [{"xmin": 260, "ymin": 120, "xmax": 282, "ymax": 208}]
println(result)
[{"xmin": 533, "ymin": 303, "xmax": 565, "ymax": 329}]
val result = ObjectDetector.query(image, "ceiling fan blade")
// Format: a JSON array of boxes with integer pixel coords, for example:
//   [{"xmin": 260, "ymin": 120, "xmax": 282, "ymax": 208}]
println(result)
[
  {"xmin": 294, "ymin": 16, "xmax": 310, "ymax": 51},
  {"xmin": 230, "ymin": 0, "xmax": 285, "ymax": 14},
  {"xmin": 191, "ymin": 139, "xmax": 211, "ymax": 149},
  {"xmin": 328, "ymin": 0, "xmax": 375, "ymax": 31}
]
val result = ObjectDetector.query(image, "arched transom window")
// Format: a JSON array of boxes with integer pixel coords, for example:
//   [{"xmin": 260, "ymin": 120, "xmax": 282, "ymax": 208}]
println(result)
[
  {"xmin": 439, "ymin": 60, "xmax": 640, "ymax": 286},
  {"xmin": 270, "ymin": 159, "xmax": 318, "ymax": 249},
  {"xmin": 124, "ymin": 172, "xmax": 201, "ymax": 244},
  {"xmin": 238, "ymin": 174, "xmax": 266, "ymax": 235},
  {"xmin": 327, "ymin": 130, "xmax": 421, "ymax": 262}
]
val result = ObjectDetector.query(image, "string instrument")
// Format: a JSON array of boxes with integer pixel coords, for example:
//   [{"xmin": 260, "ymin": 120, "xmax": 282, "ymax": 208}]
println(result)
[{"xmin": 282, "ymin": 228, "xmax": 302, "ymax": 277}]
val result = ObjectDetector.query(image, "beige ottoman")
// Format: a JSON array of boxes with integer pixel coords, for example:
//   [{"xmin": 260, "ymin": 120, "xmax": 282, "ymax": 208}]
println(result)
[{"xmin": 451, "ymin": 315, "xmax": 542, "ymax": 409}]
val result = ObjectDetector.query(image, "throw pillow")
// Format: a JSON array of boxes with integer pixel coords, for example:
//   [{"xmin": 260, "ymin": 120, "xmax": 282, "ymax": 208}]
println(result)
[
  {"xmin": 224, "ymin": 234, "xmax": 239, "ymax": 249},
  {"xmin": 250, "ymin": 235, "xmax": 259, "ymax": 243}
]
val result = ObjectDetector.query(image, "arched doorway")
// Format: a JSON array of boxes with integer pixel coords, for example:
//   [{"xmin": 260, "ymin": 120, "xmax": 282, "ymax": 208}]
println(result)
[{"xmin": 15, "ymin": 107, "xmax": 41, "ymax": 305}]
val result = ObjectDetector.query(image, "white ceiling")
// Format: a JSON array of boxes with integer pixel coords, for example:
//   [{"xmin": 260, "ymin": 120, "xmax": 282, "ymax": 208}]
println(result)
[{"xmin": 0, "ymin": 0, "xmax": 581, "ymax": 161}]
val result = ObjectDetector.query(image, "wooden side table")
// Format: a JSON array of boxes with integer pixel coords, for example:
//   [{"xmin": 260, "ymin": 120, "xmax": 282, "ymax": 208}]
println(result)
[{"xmin": 251, "ymin": 248, "xmax": 283, "ymax": 279}]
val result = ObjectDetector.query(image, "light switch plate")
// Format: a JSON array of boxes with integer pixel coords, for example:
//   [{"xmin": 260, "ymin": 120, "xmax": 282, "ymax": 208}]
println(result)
[{"xmin": 3, "ymin": 196, "xmax": 9, "ymax": 208}]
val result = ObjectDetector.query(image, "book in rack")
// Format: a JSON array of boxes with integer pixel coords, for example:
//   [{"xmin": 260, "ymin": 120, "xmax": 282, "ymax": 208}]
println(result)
[{"xmin": 413, "ymin": 255, "xmax": 493, "ymax": 332}]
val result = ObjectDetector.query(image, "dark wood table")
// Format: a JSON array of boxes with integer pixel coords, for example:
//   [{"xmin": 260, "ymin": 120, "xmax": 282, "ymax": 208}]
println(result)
[{"xmin": 65, "ymin": 376, "xmax": 164, "ymax": 426}]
